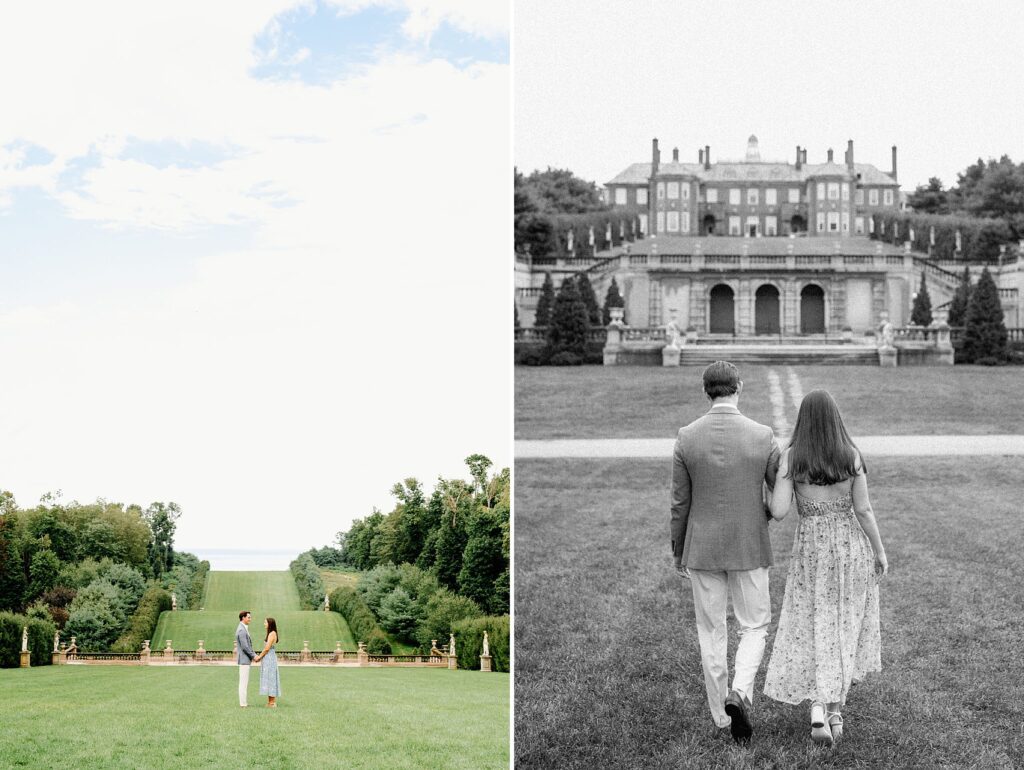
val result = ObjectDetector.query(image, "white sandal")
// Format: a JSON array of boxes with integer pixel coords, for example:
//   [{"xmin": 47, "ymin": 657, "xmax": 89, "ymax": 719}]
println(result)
[
  {"xmin": 827, "ymin": 711, "xmax": 843, "ymax": 743},
  {"xmin": 810, "ymin": 701, "xmax": 833, "ymax": 746}
]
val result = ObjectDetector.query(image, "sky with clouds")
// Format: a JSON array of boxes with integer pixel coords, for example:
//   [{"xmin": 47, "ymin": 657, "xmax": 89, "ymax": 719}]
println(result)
[
  {"xmin": 0, "ymin": 0, "xmax": 510, "ymax": 563},
  {"xmin": 516, "ymin": 1, "xmax": 1024, "ymax": 194}
]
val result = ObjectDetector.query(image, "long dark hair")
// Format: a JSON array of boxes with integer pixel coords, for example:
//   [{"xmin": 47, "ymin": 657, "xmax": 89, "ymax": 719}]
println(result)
[
  {"xmin": 265, "ymin": 617, "xmax": 278, "ymax": 642},
  {"xmin": 786, "ymin": 390, "xmax": 864, "ymax": 485}
]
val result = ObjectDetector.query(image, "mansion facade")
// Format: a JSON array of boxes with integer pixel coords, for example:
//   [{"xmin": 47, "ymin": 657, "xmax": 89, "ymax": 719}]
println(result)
[{"xmin": 605, "ymin": 135, "xmax": 900, "ymax": 239}]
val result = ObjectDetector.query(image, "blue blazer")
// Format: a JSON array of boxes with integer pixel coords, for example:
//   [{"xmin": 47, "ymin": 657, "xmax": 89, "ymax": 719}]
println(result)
[{"xmin": 236, "ymin": 623, "xmax": 256, "ymax": 664}]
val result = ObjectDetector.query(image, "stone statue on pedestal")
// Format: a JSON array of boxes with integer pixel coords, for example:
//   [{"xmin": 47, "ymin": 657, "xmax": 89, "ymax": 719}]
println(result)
[
  {"xmin": 22, "ymin": 626, "xmax": 28, "ymax": 653},
  {"xmin": 449, "ymin": 633, "xmax": 456, "ymax": 658},
  {"xmin": 324, "ymin": 593, "xmax": 330, "ymax": 612},
  {"xmin": 482, "ymin": 631, "xmax": 490, "ymax": 657},
  {"xmin": 54, "ymin": 631, "xmax": 60, "ymax": 653},
  {"xmin": 171, "ymin": 592, "xmax": 177, "ymax": 611}
]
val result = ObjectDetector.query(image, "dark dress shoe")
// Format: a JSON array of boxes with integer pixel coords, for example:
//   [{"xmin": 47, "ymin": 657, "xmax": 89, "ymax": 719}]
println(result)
[{"xmin": 724, "ymin": 690, "xmax": 753, "ymax": 743}]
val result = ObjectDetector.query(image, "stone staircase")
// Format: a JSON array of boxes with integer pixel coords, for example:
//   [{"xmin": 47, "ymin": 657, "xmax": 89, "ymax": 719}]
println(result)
[{"xmin": 679, "ymin": 342, "xmax": 878, "ymax": 366}]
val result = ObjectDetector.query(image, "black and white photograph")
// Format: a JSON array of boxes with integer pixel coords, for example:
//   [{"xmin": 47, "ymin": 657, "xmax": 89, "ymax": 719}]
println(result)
[{"xmin": 514, "ymin": 2, "xmax": 1024, "ymax": 767}]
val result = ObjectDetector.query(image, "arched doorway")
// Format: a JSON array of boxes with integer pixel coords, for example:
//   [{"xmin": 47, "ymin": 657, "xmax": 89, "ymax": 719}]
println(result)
[
  {"xmin": 755, "ymin": 284, "xmax": 780, "ymax": 335},
  {"xmin": 703, "ymin": 214, "xmax": 716, "ymax": 235},
  {"xmin": 790, "ymin": 215, "xmax": 806, "ymax": 234},
  {"xmin": 800, "ymin": 284, "xmax": 825, "ymax": 334},
  {"xmin": 709, "ymin": 284, "xmax": 735, "ymax": 334}
]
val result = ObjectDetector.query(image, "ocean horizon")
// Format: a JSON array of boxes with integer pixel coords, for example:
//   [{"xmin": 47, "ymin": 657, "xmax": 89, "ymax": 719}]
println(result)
[{"xmin": 179, "ymin": 548, "xmax": 301, "ymax": 571}]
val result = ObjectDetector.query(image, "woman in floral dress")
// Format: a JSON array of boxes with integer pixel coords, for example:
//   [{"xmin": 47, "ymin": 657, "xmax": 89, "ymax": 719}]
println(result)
[
  {"xmin": 764, "ymin": 390, "xmax": 888, "ymax": 746},
  {"xmin": 254, "ymin": 617, "xmax": 281, "ymax": 707}
]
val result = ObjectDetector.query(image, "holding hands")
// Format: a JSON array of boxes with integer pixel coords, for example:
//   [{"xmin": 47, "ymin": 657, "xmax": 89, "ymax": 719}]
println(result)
[{"xmin": 874, "ymin": 552, "xmax": 889, "ymax": 582}]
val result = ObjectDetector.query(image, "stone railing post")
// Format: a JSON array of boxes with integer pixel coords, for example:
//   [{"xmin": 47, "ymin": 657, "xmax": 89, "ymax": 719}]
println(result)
[
  {"xmin": 67, "ymin": 637, "xmax": 78, "ymax": 661},
  {"xmin": 934, "ymin": 322, "xmax": 954, "ymax": 364},
  {"xmin": 196, "ymin": 640, "xmax": 206, "ymax": 660},
  {"xmin": 57, "ymin": 643, "xmax": 68, "ymax": 665},
  {"xmin": 448, "ymin": 633, "xmax": 458, "ymax": 671},
  {"xmin": 301, "ymin": 640, "xmax": 311, "ymax": 663},
  {"xmin": 357, "ymin": 641, "xmax": 368, "ymax": 666},
  {"xmin": 164, "ymin": 640, "xmax": 174, "ymax": 660},
  {"xmin": 334, "ymin": 641, "xmax": 342, "ymax": 664},
  {"xmin": 140, "ymin": 640, "xmax": 151, "ymax": 665},
  {"xmin": 603, "ymin": 307, "xmax": 625, "ymax": 365}
]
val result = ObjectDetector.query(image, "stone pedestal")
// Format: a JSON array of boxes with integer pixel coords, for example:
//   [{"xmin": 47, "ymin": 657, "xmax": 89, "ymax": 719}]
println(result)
[
  {"xmin": 603, "ymin": 316, "xmax": 624, "ymax": 366},
  {"xmin": 357, "ymin": 641, "xmax": 368, "ymax": 666},
  {"xmin": 878, "ymin": 346, "xmax": 897, "ymax": 367},
  {"xmin": 196, "ymin": 640, "xmax": 206, "ymax": 659},
  {"xmin": 480, "ymin": 654, "xmax": 492, "ymax": 673},
  {"xmin": 301, "ymin": 641, "xmax": 312, "ymax": 663},
  {"xmin": 141, "ymin": 640, "xmax": 151, "ymax": 665},
  {"xmin": 661, "ymin": 344, "xmax": 681, "ymax": 367},
  {"xmin": 164, "ymin": 640, "xmax": 174, "ymax": 658},
  {"xmin": 448, "ymin": 654, "xmax": 458, "ymax": 670},
  {"xmin": 334, "ymin": 641, "xmax": 342, "ymax": 663},
  {"xmin": 20, "ymin": 650, "xmax": 30, "ymax": 668}
]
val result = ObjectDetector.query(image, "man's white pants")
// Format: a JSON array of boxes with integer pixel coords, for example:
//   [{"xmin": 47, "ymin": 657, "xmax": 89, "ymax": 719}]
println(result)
[
  {"xmin": 238, "ymin": 664, "xmax": 251, "ymax": 706},
  {"xmin": 689, "ymin": 567, "xmax": 770, "ymax": 728}
]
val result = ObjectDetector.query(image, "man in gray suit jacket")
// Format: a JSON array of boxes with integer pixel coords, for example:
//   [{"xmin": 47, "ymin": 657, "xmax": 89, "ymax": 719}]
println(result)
[
  {"xmin": 236, "ymin": 610, "xmax": 257, "ymax": 707},
  {"xmin": 671, "ymin": 361, "xmax": 780, "ymax": 743}
]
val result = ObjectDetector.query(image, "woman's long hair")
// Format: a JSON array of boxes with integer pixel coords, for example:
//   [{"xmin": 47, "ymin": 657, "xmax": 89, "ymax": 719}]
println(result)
[
  {"xmin": 786, "ymin": 390, "xmax": 864, "ymax": 485},
  {"xmin": 265, "ymin": 617, "xmax": 278, "ymax": 642}
]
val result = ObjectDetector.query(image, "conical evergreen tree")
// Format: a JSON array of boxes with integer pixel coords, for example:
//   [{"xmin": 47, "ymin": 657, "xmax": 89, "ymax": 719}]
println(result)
[
  {"xmin": 546, "ymin": 276, "xmax": 589, "ymax": 358},
  {"xmin": 961, "ymin": 267, "xmax": 1007, "ymax": 364},
  {"xmin": 576, "ymin": 272, "xmax": 602, "ymax": 325},
  {"xmin": 910, "ymin": 273, "xmax": 933, "ymax": 326},
  {"xmin": 534, "ymin": 272, "xmax": 555, "ymax": 328},
  {"xmin": 947, "ymin": 266, "xmax": 972, "ymax": 327},
  {"xmin": 602, "ymin": 276, "xmax": 625, "ymax": 325}
]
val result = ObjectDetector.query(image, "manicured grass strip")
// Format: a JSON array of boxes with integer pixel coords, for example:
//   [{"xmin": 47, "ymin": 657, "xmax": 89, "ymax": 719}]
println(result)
[
  {"xmin": 515, "ymin": 364, "xmax": 1024, "ymax": 439},
  {"xmin": 201, "ymin": 571, "xmax": 301, "ymax": 613},
  {"xmin": 321, "ymin": 569, "xmax": 360, "ymax": 593},
  {"xmin": 0, "ymin": 666, "xmax": 508, "ymax": 769},
  {"xmin": 514, "ymin": 456, "xmax": 1024, "ymax": 769},
  {"xmin": 151, "ymin": 610, "xmax": 355, "ymax": 652}
]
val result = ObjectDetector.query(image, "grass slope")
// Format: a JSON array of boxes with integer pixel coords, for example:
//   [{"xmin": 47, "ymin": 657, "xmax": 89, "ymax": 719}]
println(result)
[
  {"xmin": 151, "ymin": 571, "xmax": 354, "ymax": 652},
  {"xmin": 0, "ymin": 666, "xmax": 509, "ymax": 769},
  {"xmin": 515, "ymin": 364, "xmax": 1024, "ymax": 439},
  {"xmin": 321, "ymin": 568, "xmax": 360, "ymax": 593},
  {"xmin": 514, "ymin": 457, "xmax": 1024, "ymax": 768}
]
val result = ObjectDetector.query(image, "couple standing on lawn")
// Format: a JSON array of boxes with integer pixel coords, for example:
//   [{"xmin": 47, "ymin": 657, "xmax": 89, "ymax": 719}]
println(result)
[
  {"xmin": 235, "ymin": 610, "xmax": 282, "ymax": 708},
  {"xmin": 671, "ymin": 361, "xmax": 888, "ymax": 747}
]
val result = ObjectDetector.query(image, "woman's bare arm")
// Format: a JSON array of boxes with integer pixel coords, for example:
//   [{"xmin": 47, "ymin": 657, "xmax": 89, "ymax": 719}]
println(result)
[
  {"xmin": 254, "ymin": 632, "xmax": 276, "ymax": 661},
  {"xmin": 770, "ymin": 449, "xmax": 794, "ymax": 520},
  {"xmin": 851, "ymin": 457, "xmax": 888, "ymax": 576}
]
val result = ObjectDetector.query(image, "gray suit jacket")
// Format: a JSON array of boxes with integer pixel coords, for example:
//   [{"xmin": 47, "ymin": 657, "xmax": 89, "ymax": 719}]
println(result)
[
  {"xmin": 236, "ymin": 622, "xmax": 256, "ymax": 665},
  {"xmin": 671, "ymin": 404, "xmax": 781, "ymax": 570}
]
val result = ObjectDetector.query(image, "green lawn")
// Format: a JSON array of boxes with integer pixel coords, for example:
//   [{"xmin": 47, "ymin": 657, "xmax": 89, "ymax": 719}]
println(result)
[
  {"xmin": 321, "ymin": 568, "xmax": 360, "ymax": 593},
  {"xmin": 515, "ymin": 365, "xmax": 1024, "ymax": 439},
  {"xmin": 202, "ymin": 571, "xmax": 302, "ymax": 612},
  {"xmin": 514, "ymin": 457, "xmax": 1024, "ymax": 768},
  {"xmin": 0, "ymin": 666, "xmax": 509, "ymax": 769},
  {"xmin": 151, "ymin": 610, "xmax": 355, "ymax": 651}
]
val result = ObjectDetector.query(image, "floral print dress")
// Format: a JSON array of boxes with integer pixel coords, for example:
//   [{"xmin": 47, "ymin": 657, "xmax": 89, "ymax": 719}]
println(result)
[{"xmin": 763, "ymin": 487, "xmax": 881, "ymax": 705}]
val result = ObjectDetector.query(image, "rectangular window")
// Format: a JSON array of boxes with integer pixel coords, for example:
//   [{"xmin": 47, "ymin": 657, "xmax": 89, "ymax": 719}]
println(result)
[
  {"xmin": 747, "ymin": 188, "xmax": 759, "ymax": 205},
  {"xmin": 788, "ymin": 187, "xmax": 800, "ymax": 203},
  {"xmin": 883, "ymin": 189, "xmax": 894, "ymax": 206},
  {"xmin": 855, "ymin": 216, "xmax": 865, "ymax": 234},
  {"xmin": 841, "ymin": 212, "xmax": 850, "ymax": 232},
  {"xmin": 816, "ymin": 212, "xmax": 825, "ymax": 232},
  {"xmin": 827, "ymin": 212, "xmax": 840, "ymax": 231},
  {"xmin": 637, "ymin": 187, "xmax": 648, "ymax": 205},
  {"xmin": 868, "ymin": 188, "xmax": 879, "ymax": 205},
  {"xmin": 706, "ymin": 188, "xmax": 718, "ymax": 203},
  {"xmin": 841, "ymin": 184, "xmax": 849, "ymax": 201},
  {"xmin": 827, "ymin": 182, "xmax": 839, "ymax": 200},
  {"xmin": 868, "ymin": 216, "xmax": 874, "ymax": 234},
  {"xmin": 657, "ymin": 182, "xmax": 665, "ymax": 199},
  {"xmin": 765, "ymin": 188, "xmax": 777, "ymax": 205},
  {"xmin": 682, "ymin": 184, "xmax": 690, "ymax": 200},
  {"xmin": 614, "ymin": 187, "xmax": 627, "ymax": 205},
  {"xmin": 656, "ymin": 211, "xmax": 665, "ymax": 232},
  {"xmin": 765, "ymin": 216, "xmax": 777, "ymax": 236},
  {"xmin": 746, "ymin": 215, "xmax": 759, "ymax": 236},
  {"xmin": 816, "ymin": 182, "xmax": 825, "ymax": 200},
  {"xmin": 667, "ymin": 181, "xmax": 679, "ymax": 199},
  {"xmin": 729, "ymin": 188, "xmax": 741, "ymax": 205},
  {"xmin": 855, "ymin": 188, "xmax": 864, "ymax": 205},
  {"xmin": 666, "ymin": 211, "xmax": 679, "ymax": 231},
  {"xmin": 681, "ymin": 212, "xmax": 690, "ymax": 232},
  {"xmin": 638, "ymin": 213, "xmax": 648, "ymax": 234},
  {"xmin": 728, "ymin": 216, "xmax": 741, "ymax": 235}
]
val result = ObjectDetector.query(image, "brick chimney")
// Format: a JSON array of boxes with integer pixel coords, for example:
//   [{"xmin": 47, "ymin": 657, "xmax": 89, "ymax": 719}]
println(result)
[
  {"xmin": 891, "ymin": 145, "xmax": 898, "ymax": 182},
  {"xmin": 827, "ymin": 148, "xmax": 834, "ymax": 163},
  {"xmin": 795, "ymin": 145, "xmax": 802, "ymax": 171},
  {"xmin": 847, "ymin": 139, "xmax": 854, "ymax": 171},
  {"xmin": 699, "ymin": 148, "xmax": 704, "ymax": 165},
  {"xmin": 801, "ymin": 148, "xmax": 807, "ymax": 165},
  {"xmin": 672, "ymin": 147, "xmax": 679, "ymax": 162},
  {"xmin": 652, "ymin": 138, "xmax": 660, "ymax": 175},
  {"xmin": 704, "ymin": 145, "xmax": 710, "ymax": 171}
]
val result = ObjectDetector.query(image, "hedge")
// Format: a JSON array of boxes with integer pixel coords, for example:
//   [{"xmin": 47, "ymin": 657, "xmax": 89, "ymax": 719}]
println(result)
[
  {"xmin": 0, "ymin": 612, "xmax": 56, "ymax": 668},
  {"xmin": 452, "ymin": 615, "xmax": 509, "ymax": 672},
  {"xmin": 328, "ymin": 587, "xmax": 391, "ymax": 654},
  {"xmin": 290, "ymin": 553, "xmax": 327, "ymax": 611},
  {"xmin": 869, "ymin": 211, "xmax": 1012, "ymax": 262},
  {"xmin": 553, "ymin": 209, "xmax": 645, "ymax": 257},
  {"xmin": 111, "ymin": 586, "xmax": 172, "ymax": 653},
  {"xmin": 186, "ymin": 560, "xmax": 209, "ymax": 610}
]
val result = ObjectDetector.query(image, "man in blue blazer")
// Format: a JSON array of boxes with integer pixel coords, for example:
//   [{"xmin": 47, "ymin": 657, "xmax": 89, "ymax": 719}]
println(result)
[
  {"xmin": 236, "ymin": 610, "xmax": 257, "ymax": 707},
  {"xmin": 671, "ymin": 361, "xmax": 780, "ymax": 743}
]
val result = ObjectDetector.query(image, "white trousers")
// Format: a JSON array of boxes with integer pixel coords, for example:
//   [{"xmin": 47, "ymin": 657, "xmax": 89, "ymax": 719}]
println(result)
[
  {"xmin": 238, "ymin": 664, "xmax": 251, "ymax": 706},
  {"xmin": 689, "ymin": 567, "xmax": 771, "ymax": 728}
]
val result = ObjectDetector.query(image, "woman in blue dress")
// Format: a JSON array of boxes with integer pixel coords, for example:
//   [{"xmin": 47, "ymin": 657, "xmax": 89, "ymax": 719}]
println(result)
[{"xmin": 253, "ymin": 617, "xmax": 281, "ymax": 707}]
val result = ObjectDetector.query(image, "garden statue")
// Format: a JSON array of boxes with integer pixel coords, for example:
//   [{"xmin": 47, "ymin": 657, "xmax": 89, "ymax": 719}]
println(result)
[
  {"xmin": 449, "ymin": 633, "xmax": 456, "ymax": 658},
  {"xmin": 22, "ymin": 626, "xmax": 28, "ymax": 652},
  {"xmin": 171, "ymin": 592, "xmax": 177, "ymax": 611},
  {"xmin": 54, "ymin": 631, "xmax": 60, "ymax": 653},
  {"xmin": 324, "ymin": 593, "xmax": 330, "ymax": 612},
  {"xmin": 566, "ymin": 229, "xmax": 574, "ymax": 253},
  {"xmin": 664, "ymin": 311, "xmax": 683, "ymax": 348},
  {"xmin": 482, "ymin": 631, "xmax": 490, "ymax": 657}
]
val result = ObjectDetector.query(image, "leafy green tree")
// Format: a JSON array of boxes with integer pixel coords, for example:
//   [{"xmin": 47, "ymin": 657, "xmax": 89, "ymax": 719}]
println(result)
[
  {"xmin": 961, "ymin": 267, "xmax": 1008, "ymax": 363},
  {"xmin": 144, "ymin": 502, "xmax": 181, "ymax": 579},
  {"xmin": 907, "ymin": 177, "xmax": 950, "ymax": 214},
  {"xmin": 0, "ymin": 513, "xmax": 25, "ymax": 612},
  {"xmin": 26, "ymin": 548, "xmax": 60, "ymax": 603},
  {"xmin": 534, "ymin": 272, "xmax": 555, "ymax": 328},
  {"xmin": 415, "ymin": 589, "xmax": 483, "ymax": 649},
  {"xmin": 602, "ymin": 276, "xmax": 625, "ymax": 325},
  {"xmin": 464, "ymin": 454, "xmax": 493, "ymax": 495},
  {"xmin": 576, "ymin": 272, "xmax": 602, "ymax": 325},
  {"xmin": 432, "ymin": 480, "xmax": 471, "ymax": 591},
  {"xmin": 546, "ymin": 276, "xmax": 590, "ymax": 359},
  {"xmin": 948, "ymin": 267, "xmax": 972, "ymax": 327},
  {"xmin": 519, "ymin": 168, "xmax": 607, "ymax": 214},
  {"xmin": 457, "ymin": 508, "xmax": 506, "ymax": 615},
  {"xmin": 378, "ymin": 587, "xmax": 419, "ymax": 640},
  {"xmin": 910, "ymin": 273, "xmax": 933, "ymax": 326}
]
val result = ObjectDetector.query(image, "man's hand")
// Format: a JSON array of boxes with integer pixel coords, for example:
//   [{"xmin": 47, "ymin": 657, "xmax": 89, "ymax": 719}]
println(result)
[{"xmin": 673, "ymin": 556, "xmax": 690, "ymax": 580}]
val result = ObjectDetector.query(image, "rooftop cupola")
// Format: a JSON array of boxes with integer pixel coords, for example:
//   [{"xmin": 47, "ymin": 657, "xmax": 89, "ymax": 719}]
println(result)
[{"xmin": 745, "ymin": 134, "xmax": 761, "ymax": 162}]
